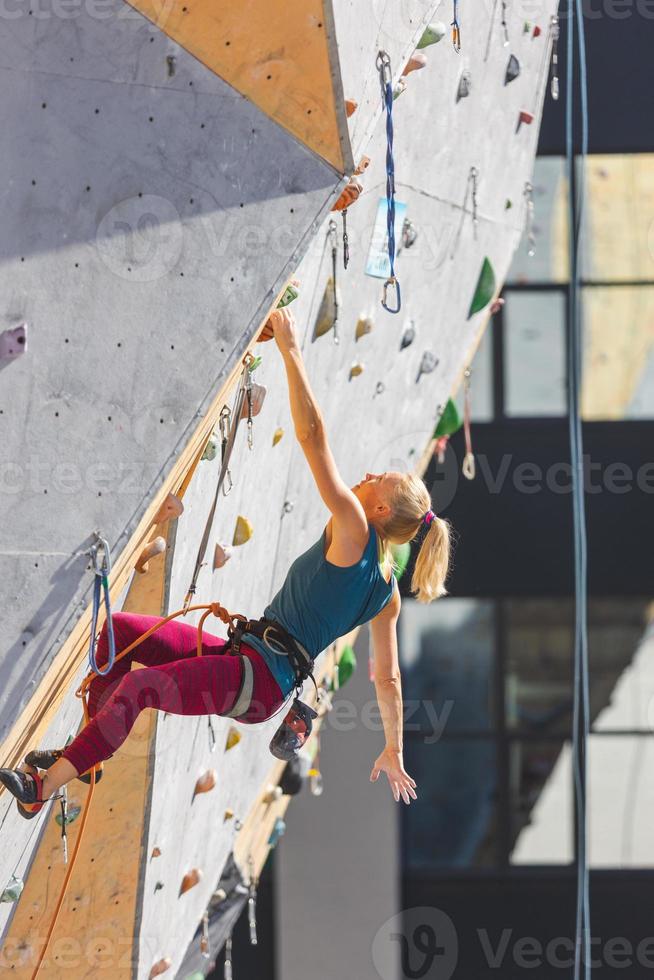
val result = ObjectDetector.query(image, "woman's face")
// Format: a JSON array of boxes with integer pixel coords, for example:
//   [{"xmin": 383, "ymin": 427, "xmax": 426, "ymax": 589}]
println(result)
[{"xmin": 352, "ymin": 471, "xmax": 404, "ymax": 519}]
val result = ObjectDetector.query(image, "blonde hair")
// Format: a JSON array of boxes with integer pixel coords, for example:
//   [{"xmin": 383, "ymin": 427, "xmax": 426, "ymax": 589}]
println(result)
[{"xmin": 376, "ymin": 473, "xmax": 451, "ymax": 603}]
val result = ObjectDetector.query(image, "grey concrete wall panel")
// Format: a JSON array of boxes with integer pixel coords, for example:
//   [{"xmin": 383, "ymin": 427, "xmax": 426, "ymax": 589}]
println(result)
[{"xmin": 0, "ymin": 1, "xmax": 343, "ymax": 742}]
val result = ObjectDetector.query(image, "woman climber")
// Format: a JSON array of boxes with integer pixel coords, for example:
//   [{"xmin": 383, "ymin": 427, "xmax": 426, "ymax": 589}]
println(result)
[{"xmin": 0, "ymin": 307, "xmax": 451, "ymax": 816}]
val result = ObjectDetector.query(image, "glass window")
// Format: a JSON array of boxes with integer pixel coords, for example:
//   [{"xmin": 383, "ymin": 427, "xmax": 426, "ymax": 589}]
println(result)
[
  {"xmin": 507, "ymin": 156, "xmax": 569, "ymax": 285},
  {"xmin": 591, "ymin": 602, "xmax": 653, "ymax": 731},
  {"xmin": 510, "ymin": 741, "xmax": 573, "ymax": 866},
  {"xmin": 399, "ymin": 599, "xmax": 495, "ymax": 735},
  {"xmin": 582, "ymin": 286, "xmax": 654, "ymax": 420},
  {"xmin": 455, "ymin": 320, "xmax": 494, "ymax": 422},
  {"xmin": 580, "ymin": 154, "xmax": 654, "ymax": 283},
  {"xmin": 589, "ymin": 735, "xmax": 654, "ymax": 868},
  {"xmin": 505, "ymin": 600, "xmax": 573, "ymax": 736},
  {"xmin": 403, "ymin": 739, "xmax": 498, "ymax": 870},
  {"xmin": 504, "ymin": 290, "xmax": 567, "ymax": 417}
]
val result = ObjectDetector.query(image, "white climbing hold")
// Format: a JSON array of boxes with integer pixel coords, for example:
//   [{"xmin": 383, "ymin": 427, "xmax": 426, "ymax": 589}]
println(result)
[{"xmin": 213, "ymin": 542, "xmax": 233, "ymax": 569}]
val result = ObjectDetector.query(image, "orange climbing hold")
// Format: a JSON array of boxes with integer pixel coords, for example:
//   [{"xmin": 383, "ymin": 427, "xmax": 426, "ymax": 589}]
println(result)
[
  {"xmin": 331, "ymin": 177, "xmax": 363, "ymax": 212},
  {"xmin": 136, "ymin": 536, "xmax": 166, "ymax": 573},
  {"xmin": 402, "ymin": 52, "xmax": 428, "ymax": 76},
  {"xmin": 180, "ymin": 868, "xmax": 203, "ymax": 895},
  {"xmin": 149, "ymin": 957, "xmax": 172, "ymax": 978},
  {"xmin": 154, "ymin": 492, "xmax": 183, "ymax": 525},
  {"xmin": 345, "ymin": 99, "xmax": 358, "ymax": 117},
  {"xmin": 194, "ymin": 770, "xmax": 217, "ymax": 795}
]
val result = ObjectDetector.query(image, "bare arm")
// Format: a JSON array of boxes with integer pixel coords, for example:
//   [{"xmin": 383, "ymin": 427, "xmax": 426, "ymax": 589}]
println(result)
[
  {"xmin": 271, "ymin": 308, "xmax": 368, "ymax": 550},
  {"xmin": 369, "ymin": 585, "xmax": 418, "ymax": 804}
]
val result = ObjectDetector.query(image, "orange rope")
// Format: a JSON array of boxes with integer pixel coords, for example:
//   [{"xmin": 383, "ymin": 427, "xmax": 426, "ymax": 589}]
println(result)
[{"xmin": 31, "ymin": 600, "xmax": 241, "ymax": 979}]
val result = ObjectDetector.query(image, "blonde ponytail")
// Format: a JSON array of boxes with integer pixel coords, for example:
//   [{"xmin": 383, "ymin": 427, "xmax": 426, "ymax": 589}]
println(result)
[
  {"xmin": 374, "ymin": 473, "xmax": 452, "ymax": 604},
  {"xmin": 410, "ymin": 516, "xmax": 451, "ymax": 603}
]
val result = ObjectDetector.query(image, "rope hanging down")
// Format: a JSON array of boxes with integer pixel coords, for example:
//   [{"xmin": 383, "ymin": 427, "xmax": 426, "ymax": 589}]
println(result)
[
  {"xmin": 565, "ymin": 0, "xmax": 590, "ymax": 976},
  {"xmin": 87, "ymin": 534, "xmax": 116, "ymax": 676},
  {"xmin": 377, "ymin": 51, "xmax": 401, "ymax": 314},
  {"xmin": 184, "ymin": 354, "xmax": 255, "ymax": 609}
]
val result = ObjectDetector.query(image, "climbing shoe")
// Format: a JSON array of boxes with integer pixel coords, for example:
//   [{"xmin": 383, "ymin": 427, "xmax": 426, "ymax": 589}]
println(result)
[
  {"xmin": 24, "ymin": 749, "xmax": 104, "ymax": 785},
  {"xmin": 0, "ymin": 768, "xmax": 46, "ymax": 820}
]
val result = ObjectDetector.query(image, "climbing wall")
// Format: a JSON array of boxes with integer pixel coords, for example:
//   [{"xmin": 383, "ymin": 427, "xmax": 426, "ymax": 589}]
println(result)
[{"xmin": 0, "ymin": 0, "xmax": 557, "ymax": 975}]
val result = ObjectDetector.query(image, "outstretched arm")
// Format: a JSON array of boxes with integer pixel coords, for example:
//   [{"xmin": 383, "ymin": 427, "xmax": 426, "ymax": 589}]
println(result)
[
  {"xmin": 270, "ymin": 308, "xmax": 368, "ymax": 551},
  {"xmin": 369, "ymin": 585, "xmax": 418, "ymax": 804}
]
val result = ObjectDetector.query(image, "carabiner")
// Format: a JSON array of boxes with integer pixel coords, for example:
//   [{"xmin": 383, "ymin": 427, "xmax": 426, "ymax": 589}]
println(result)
[
  {"xmin": 376, "ymin": 50, "xmax": 392, "ymax": 87},
  {"xmin": 89, "ymin": 533, "xmax": 111, "ymax": 576},
  {"xmin": 381, "ymin": 277, "xmax": 402, "ymax": 314}
]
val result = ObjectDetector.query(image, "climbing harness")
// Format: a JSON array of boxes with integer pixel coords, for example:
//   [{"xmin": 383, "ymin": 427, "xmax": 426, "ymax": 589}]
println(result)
[
  {"xmin": 377, "ymin": 51, "xmax": 401, "ymax": 314},
  {"xmin": 87, "ymin": 533, "xmax": 116, "ymax": 676},
  {"xmin": 328, "ymin": 219, "xmax": 341, "ymax": 343},
  {"xmin": 462, "ymin": 367, "xmax": 476, "ymax": 480},
  {"xmin": 451, "ymin": 0, "xmax": 461, "ymax": 51},
  {"xmin": 223, "ymin": 615, "xmax": 319, "ymax": 701},
  {"xmin": 184, "ymin": 355, "xmax": 255, "ymax": 609}
]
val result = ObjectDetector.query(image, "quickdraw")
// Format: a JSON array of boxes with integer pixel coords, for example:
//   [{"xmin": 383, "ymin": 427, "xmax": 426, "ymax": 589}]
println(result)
[{"xmin": 377, "ymin": 50, "xmax": 401, "ymax": 314}]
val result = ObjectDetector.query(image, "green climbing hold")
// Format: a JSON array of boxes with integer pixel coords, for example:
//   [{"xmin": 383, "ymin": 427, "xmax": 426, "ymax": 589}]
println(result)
[
  {"xmin": 1, "ymin": 876, "xmax": 24, "ymax": 904},
  {"xmin": 468, "ymin": 257, "xmax": 496, "ymax": 318},
  {"xmin": 331, "ymin": 644, "xmax": 357, "ymax": 691},
  {"xmin": 417, "ymin": 21, "xmax": 446, "ymax": 48},
  {"xmin": 391, "ymin": 541, "xmax": 411, "ymax": 581},
  {"xmin": 277, "ymin": 284, "xmax": 299, "ymax": 309},
  {"xmin": 248, "ymin": 355, "xmax": 263, "ymax": 372},
  {"xmin": 433, "ymin": 398, "xmax": 463, "ymax": 438},
  {"xmin": 55, "ymin": 804, "xmax": 82, "ymax": 827}
]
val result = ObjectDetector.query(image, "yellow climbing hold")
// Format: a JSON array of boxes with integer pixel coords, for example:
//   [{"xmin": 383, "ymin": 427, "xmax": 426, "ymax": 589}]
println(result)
[
  {"xmin": 355, "ymin": 316, "xmax": 373, "ymax": 341},
  {"xmin": 272, "ymin": 427, "xmax": 284, "ymax": 446},
  {"xmin": 224, "ymin": 808, "xmax": 234, "ymax": 821},
  {"xmin": 349, "ymin": 362, "xmax": 364, "ymax": 380},
  {"xmin": 226, "ymin": 727, "xmax": 241, "ymax": 750},
  {"xmin": 232, "ymin": 515, "xmax": 253, "ymax": 546},
  {"xmin": 313, "ymin": 277, "xmax": 341, "ymax": 340}
]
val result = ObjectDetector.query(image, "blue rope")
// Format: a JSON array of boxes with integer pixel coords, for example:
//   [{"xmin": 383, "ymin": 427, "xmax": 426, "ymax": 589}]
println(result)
[
  {"xmin": 378, "ymin": 51, "xmax": 401, "ymax": 314},
  {"xmin": 88, "ymin": 535, "xmax": 116, "ymax": 677},
  {"xmin": 565, "ymin": 0, "xmax": 590, "ymax": 975}
]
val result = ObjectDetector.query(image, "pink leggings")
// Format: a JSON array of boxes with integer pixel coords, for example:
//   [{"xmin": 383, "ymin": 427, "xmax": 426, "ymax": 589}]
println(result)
[{"xmin": 61, "ymin": 612, "xmax": 287, "ymax": 775}]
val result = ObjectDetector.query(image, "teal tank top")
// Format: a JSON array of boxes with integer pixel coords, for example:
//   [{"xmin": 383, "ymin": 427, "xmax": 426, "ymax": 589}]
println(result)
[{"xmin": 245, "ymin": 522, "xmax": 395, "ymax": 697}]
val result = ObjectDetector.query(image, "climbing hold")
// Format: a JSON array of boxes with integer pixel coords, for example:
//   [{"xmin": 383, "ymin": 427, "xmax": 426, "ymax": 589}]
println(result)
[
  {"xmin": 533, "ymin": 24, "xmax": 542, "ymax": 37},
  {"xmin": 226, "ymin": 727, "xmax": 241, "ymax": 750},
  {"xmin": 213, "ymin": 542, "xmax": 233, "ymax": 570},
  {"xmin": 136, "ymin": 536, "xmax": 166, "ymax": 574},
  {"xmin": 354, "ymin": 156, "xmax": 371, "ymax": 176},
  {"xmin": 0, "ymin": 322, "xmax": 27, "ymax": 360},
  {"xmin": 400, "ymin": 321, "xmax": 416, "ymax": 350},
  {"xmin": 154, "ymin": 881, "xmax": 164, "ymax": 892},
  {"xmin": 154, "ymin": 492, "xmax": 184, "ymax": 524},
  {"xmin": 249, "ymin": 354, "xmax": 263, "ymax": 372},
  {"xmin": 263, "ymin": 784, "xmax": 283, "ymax": 804},
  {"xmin": 417, "ymin": 21, "xmax": 446, "ymax": 47},
  {"xmin": 523, "ymin": 20, "xmax": 532, "ymax": 32},
  {"xmin": 505, "ymin": 54, "xmax": 520, "ymax": 84},
  {"xmin": 355, "ymin": 316, "xmax": 373, "ymax": 342},
  {"xmin": 490, "ymin": 297, "xmax": 505, "ymax": 315},
  {"xmin": 312, "ymin": 277, "xmax": 341, "ymax": 341},
  {"xmin": 55, "ymin": 804, "xmax": 81, "ymax": 827},
  {"xmin": 505, "ymin": 199, "xmax": 513, "ymax": 210},
  {"xmin": 166, "ymin": 54, "xmax": 176, "ymax": 77},
  {"xmin": 151, "ymin": 847, "xmax": 162, "ymax": 858},
  {"xmin": 224, "ymin": 809, "xmax": 234, "ymax": 821},
  {"xmin": 374, "ymin": 381, "xmax": 385, "ymax": 397},
  {"xmin": 332, "ymin": 176, "xmax": 363, "ymax": 213},
  {"xmin": 468, "ymin": 257, "xmax": 496, "ymax": 317},
  {"xmin": 194, "ymin": 770, "xmax": 217, "ymax": 796},
  {"xmin": 268, "ymin": 817, "xmax": 286, "ymax": 848},
  {"xmin": 401, "ymin": 218, "xmax": 418, "ymax": 250},
  {"xmin": 272, "ymin": 427, "xmax": 284, "ymax": 447},
  {"xmin": 201, "ymin": 433, "xmax": 219, "ymax": 461},
  {"xmin": 277, "ymin": 282, "xmax": 300, "ymax": 309},
  {"xmin": 349, "ymin": 362, "xmax": 364, "ymax": 380},
  {"xmin": 214, "ymin": 888, "xmax": 228, "ymax": 903},
  {"xmin": 149, "ymin": 957, "xmax": 172, "ymax": 978},
  {"xmin": 1, "ymin": 876, "xmax": 24, "ymax": 904},
  {"xmin": 345, "ymin": 99, "xmax": 358, "ymax": 117},
  {"xmin": 417, "ymin": 351, "xmax": 439, "ymax": 382},
  {"xmin": 518, "ymin": 109, "xmax": 534, "ymax": 127},
  {"xmin": 433, "ymin": 398, "xmax": 463, "ymax": 439},
  {"xmin": 333, "ymin": 644, "xmax": 357, "ymax": 690},
  {"xmin": 232, "ymin": 515, "xmax": 253, "ymax": 546},
  {"xmin": 180, "ymin": 868, "xmax": 203, "ymax": 895},
  {"xmin": 239, "ymin": 381, "xmax": 266, "ymax": 420},
  {"xmin": 392, "ymin": 78, "xmax": 407, "ymax": 100},
  {"xmin": 456, "ymin": 70, "xmax": 472, "ymax": 101},
  {"xmin": 309, "ymin": 769, "xmax": 324, "ymax": 797},
  {"xmin": 402, "ymin": 52, "xmax": 428, "ymax": 76},
  {"xmin": 391, "ymin": 541, "xmax": 411, "ymax": 581}
]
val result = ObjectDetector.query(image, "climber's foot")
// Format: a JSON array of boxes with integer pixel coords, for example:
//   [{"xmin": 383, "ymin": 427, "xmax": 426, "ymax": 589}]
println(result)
[
  {"xmin": 24, "ymin": 749, "xmax": 103, "ymax": 785},
  {"xmin": 0, "ymin": 768, "xmax": 46, "ymax": 819}
]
